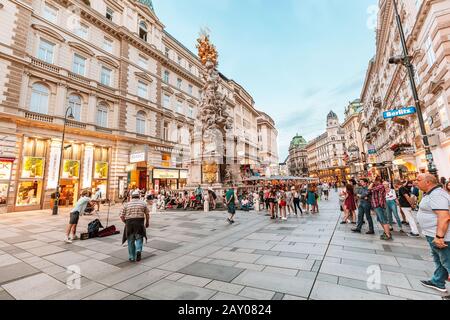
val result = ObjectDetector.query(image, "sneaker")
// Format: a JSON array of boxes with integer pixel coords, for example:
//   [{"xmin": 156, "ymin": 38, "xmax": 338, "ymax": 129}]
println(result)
[
  {"xmin": 380, "ymin": 233, "xmax": 393, "ymax": 241},
  {"xmin": 64, "ymin": 237, "xmax": 72, "ymax": 244},
  {"xmin": 407, "ymin": 232, "xmax": 420, "ymax": 238},
  {"xmin": 443, "ymin": 295, "xmax": 450, "ymax": 301},
  {"xmin": 340, "ymin": 221, "xmax": 347, "ymax": 225},
  {"xmin": 351, "ymin": 228, "xmax": 361, "ymax": 233},
  {"xmin": 231, "ymin": 220, "xmax": 235, "ymax": 224},
  {"xmin": 128, "ymin": 259, "xmax": 135, "ymax": 263},
  {"xmin": 420, "ymin": 280, "xmax": 448, "ymax": 293},
  {"xmin": 136, "ymin": 252, "xmax": 142, "ymax": 262},
  {"xmin": 366, "ymin": 231, "xmax": 375, "ymax": 235},
  {"xmin": 227, "ymin": 218, "xmax": 232, "ymax": 224},
  {"xmin": 389, "ymin": 227, "xmax": 394, "ymax": 232},
  {"xmin": 71, "ymin": 235, "xmax": 79, "ymax": 241},
  {"xmin": 282, "ymin": 217, "xmax": 288, "ymax": 221}
]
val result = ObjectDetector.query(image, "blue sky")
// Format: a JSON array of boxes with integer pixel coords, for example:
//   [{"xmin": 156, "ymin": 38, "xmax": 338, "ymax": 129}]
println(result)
[{"xmin": 153, "ymin": 0, "xmax": 377, "ymax": 161}]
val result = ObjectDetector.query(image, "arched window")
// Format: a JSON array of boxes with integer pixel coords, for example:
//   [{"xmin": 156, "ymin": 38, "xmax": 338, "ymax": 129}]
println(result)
[
  {"xmin": 68, "ymin": 94, "xmax": 82, "ymax": 121},
  {"xmin": 96, "ymin": 103, "xmax": 108, "ymax": 128},
  {"xmin": 136, "ymin": 111, "xmax": 146, "ymax": 134},
  {"xmin": 139, "ymin": 21, "xmax": 148, "ymax": 41},
  {"xmin": 30, "ymin": 83, "xmax": 50, "ymax": 114}
]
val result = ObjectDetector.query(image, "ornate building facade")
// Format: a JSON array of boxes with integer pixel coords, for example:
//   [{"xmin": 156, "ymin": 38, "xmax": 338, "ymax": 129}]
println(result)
[
  {"xmin": 256, "ymin": 111, "xmax": 279, "ymax": 177},
  {"xmin": 287, "ymin": 134, "xmax": 308, "ymax": 177},
  {"xmin": 0, "ymin": 0, "xmax": 278, "ymax": 213},
  {"xmin": 306, "ymin": 111, "xmax": 349, "ymax": 182},
  {"xmin": 342, "ymin": 99, "xmax": 366, "ymax": 176}
]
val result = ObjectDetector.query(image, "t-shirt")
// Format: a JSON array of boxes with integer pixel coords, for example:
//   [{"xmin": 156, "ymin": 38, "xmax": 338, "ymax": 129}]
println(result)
[
  {"xmin": 71, "ymin": 196, "xmax": 91, "ymax": 214},
  {"xmin": 94, "ymin": 191, "xmax": 102, "ymax": 200},
  {"xmin": 417, "ymin": 187, "xmax": 450, "ymax": 241},
  {"xmin": 385, "ymin": 189, "xmax": 397, "ymax": 201},
  {"xmin": 225, "ymin": 189, "xmax": 235, "ymax": 204},
  {"xmin": 398, "ymin": 186, "xmax": 412, "ymax": 208}
]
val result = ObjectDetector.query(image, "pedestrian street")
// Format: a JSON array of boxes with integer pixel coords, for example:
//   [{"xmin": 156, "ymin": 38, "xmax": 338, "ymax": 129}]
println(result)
[{"xmin": 0, "ymin": 192, "xmax": 444, "ymax": 300}]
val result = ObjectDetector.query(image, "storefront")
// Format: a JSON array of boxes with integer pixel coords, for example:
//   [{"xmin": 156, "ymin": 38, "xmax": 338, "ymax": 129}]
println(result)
[
  {"xmin": 153, "ymin": 168, "xmax": 188, "ymax": 191},
  {"xmin": 13, "ymin": 137, "xmax": 111, "ymax": 212},
  {"xmin": 0, "ymin": 158, "xmax": 14, "ymax": 210}
]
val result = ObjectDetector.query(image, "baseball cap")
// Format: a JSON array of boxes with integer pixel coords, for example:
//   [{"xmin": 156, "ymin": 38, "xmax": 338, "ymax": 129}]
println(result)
[{"xmin": 132, "ymin": 190, "xmax": 140, "ymax": 197}]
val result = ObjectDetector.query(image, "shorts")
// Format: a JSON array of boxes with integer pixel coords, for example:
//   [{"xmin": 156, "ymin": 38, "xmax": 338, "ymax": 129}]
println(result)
[
  {"xmin": 374, "ymin": 207, "xmax": 388, "ymax": 225},
  {"xmin": 69, "ymin": 211, "xmax": 80, "ymax": 225}
]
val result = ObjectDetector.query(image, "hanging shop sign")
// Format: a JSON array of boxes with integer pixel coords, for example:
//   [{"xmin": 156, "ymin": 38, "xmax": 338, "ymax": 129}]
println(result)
[
  {"xmin": 62, "ymin": 160, "xmax": 80, "ymax": 179},
  {"xmin": 130, "ymin": 145, "xmax": 148, "ymax": 164},
  {"xmin": 125, "ymin": 163, "xmax": 137, "ymax": 172},
  {"xmin": 94, "ymin": 161, "xmax": 109, "ymax": 179},
  {"xmin": 46, "ymin": 143, "xmax": 60, "ymax": 189},
  {"xmin": 21, "ymin": 157, "xmax": 45, "ymax": 179},
  {"xmin": 383, "ymin": 106, "xmax": 416, "ymax": 120},
  {"xmin": 153, "ymin": 168, "xmax": 179, "ymax": 179},
  {"xmin": 82, "ymin": 145, "xmax": 94, "ymax": 189}
]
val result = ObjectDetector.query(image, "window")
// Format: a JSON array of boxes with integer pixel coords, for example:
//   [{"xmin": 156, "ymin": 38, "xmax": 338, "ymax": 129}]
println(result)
[
  {"xmin": 100, "ymin": 67, "xmax": 112, "ymax": 86},
  {"xmin": 139, "ymin": 21, "xmax": 148, "ymax": 41},
  {"xmin": 96, "ymin": 104, "xmax": 108, "ymax": 127},
  {"xmin": 72, "ymin": 54, "xmax": 86, "ymax": 76},
  {"xmin": 103, "ymin": 38, "xmax": 113, "ymax": 53},
  {"xmin": 68, "ymin": 95, "xmax": 81, "ymax": 121},
  {"xmin": 176, "ymin": 100, "xmax": 183, "ymax": 114},
  {"xmin": 75, "ymin": 23, "xmax": 88, "ymax": 39},
  {"xmin": 138, "ymin": 56, "xmax": 148, "ymax": 69},
  {"xmin": 163, "ymin": 122, "xmax": 169, "ymax": 141},
  {"xmin": 38, "ymin": 39, "xmax": 55, "ymax": 63},
  {"xmin": 136, "ymin": 111, "xmax": 146, "ymax": 135},
  {"xmin": 425, "ymin": 36, "xmax": 436, "ymax": 66},
  {"xmin": 188, "ymin": 84, "xmax": 193, "ymax": 95},
  {"xmin": 177, "ymin": 78, "xmax": 182, "ymax": 89},
  {"xmin": 177, "ymin": 56, "xmax": 182, "ymax": 65},
  {"xmin": 30, "ymin": 83, "xmax": 49, "ymax": 114},
  {"xmin": 163, "ymin": 71, "xmax": 170, "ymax": 84},
  {"xmin": 165, "ymin": 47, "xmax": 170, "ymax": 57},
  {"xmin": 43, "ymin": 3, "xmax": 58, "ymax": 24},
  {"xmin": 137, "ymin": 81, "xmax": 148, "ymax": 99},
  {"xmin": 188, "ymin": 106, "xmax": 194, "ymax": 118},
  {"xmin": 437, "ymin": 95, "xmax": 449, "ymax": 129},
  {"xmin": 106, "ymin": 7, "xmax": 114, "ymax": 21},
  {"xmin": 188, "ymin": 64, "xmax": 193, "ymax": 73},
  {"xmin": 163, "ymin": 94, "xmax": 170, "ymax": 109}
]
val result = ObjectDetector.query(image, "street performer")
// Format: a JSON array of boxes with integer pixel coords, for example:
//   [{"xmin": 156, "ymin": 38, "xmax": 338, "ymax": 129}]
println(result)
[{"xmin": 121, "ymin": 190, "xmax": 150, "ymax": 262}]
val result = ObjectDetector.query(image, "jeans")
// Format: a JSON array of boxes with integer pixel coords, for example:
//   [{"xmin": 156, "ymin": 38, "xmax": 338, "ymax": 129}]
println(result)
[
  {"xmin": 374, "ymin": 207, "xmax": 388, "ymax": 225},
  {"xmin": 293, "ymin": 198, "xmax": 303, "ymax": 214},
  {"xmin": 386, "ymin": 200, "xmax": 402, "ymax": 229},
  {"xmin": 356, "ymin": 201, "xmax": 374, "ymax": 232},
  {"xmin": 127, "ymin": 236, "xmax": 143, "ymax": 261},
  {"xmin": 426, "ymin": 236, "xmax": 450, "ymax": 288}
]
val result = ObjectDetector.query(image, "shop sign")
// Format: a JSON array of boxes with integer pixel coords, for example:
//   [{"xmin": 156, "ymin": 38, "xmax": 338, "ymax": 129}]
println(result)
[
  {"xmin": 21, "ymin": 157, "xmax": 45, "ymax": 179},
  {"xmin": 383, "ymin": 106, "xmax": 416, "ymax": 119},
  {"xmin": 62, "ymin": 160, "xmax": 80, "ymax": 179},
  {"xmin": 154, "ymin": 146, "xmax": 173, "ymax": 154},
  {"xmin": 130, "ymin": 145, "xmax": 148, "ymax": 164},
  {"xmin": 82, "ymin": 146, "xmax": 94, "ymax": 189},
  {"xmin": 125, "ymin": 163, "xmax": 137, "ymax": 172},
  {"xmin": 0, "ymin": 159, "xmax": 14, "ymax": 180},
  {"xmin": 179, "ymin": 170, "xmax": 188, "ymax": 179},
  {"xmin": 94, "ymin": 161, "xmax": 109, "ymax": 179},
  {"xmin": 153, "ymin": 168, "xmax": 179, "ymax": 179}
]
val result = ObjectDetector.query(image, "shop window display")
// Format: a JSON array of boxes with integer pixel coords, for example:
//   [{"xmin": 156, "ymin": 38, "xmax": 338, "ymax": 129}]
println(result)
[{"xmin": 16, "ymin": 181, "xmax": 43, "ymax": 206}]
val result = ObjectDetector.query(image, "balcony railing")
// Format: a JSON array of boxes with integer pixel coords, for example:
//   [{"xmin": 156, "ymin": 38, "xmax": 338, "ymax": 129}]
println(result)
[
  {"xmin": 66, "ymin": 120, "xmax": 87, "ymax": 129},
  {"xmin": 68, "ymin": 71, "xmax": 91, "ymax": 85},
  {"xmin": 31, "ymin": 57, "xmax": 60, "ymax": 74},
  {"xmin": 24, "ymin": 111, "xmax": 54, "ymax": 123}
]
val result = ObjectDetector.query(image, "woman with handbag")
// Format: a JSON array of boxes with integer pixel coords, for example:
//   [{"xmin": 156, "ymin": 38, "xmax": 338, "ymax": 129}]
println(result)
[
  {"xmin": 226, "ymin": 187, "xmax": 236, "ymax": 224},
  {"xmin": 342, "ymin": 184, "xmax": 357, "ymax": 224}
]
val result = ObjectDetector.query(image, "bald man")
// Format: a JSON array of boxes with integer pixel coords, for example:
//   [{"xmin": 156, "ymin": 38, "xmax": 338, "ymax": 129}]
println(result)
[{"xmin": 416, "ymin": 174, "xmax": 450, "ymax": 296}]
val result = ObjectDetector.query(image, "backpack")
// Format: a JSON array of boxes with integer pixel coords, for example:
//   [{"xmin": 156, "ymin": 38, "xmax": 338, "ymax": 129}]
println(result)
[{"xmin": 87, "ymin": 219, "xmax": 103, "ymax": 238}]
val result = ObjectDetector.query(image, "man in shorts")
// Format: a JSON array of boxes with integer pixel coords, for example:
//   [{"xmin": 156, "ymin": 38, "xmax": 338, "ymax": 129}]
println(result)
[{"xmin": 64, "ymin": 190, "xmax": 93, "ymax": 244}]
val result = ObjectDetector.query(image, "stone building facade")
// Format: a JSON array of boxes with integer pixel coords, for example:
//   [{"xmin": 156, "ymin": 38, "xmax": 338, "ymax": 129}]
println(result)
[
  {"xmin": 256, "ymin": 111, "xmax": 279, "ymax": 177},
  {"xmin": 287, "ymin": 134, "xmax": 308, "ymax": 177},
  {"xmin": 0, "ymin": 0, "xmax": 277, "ymax": 213},
  {"xmin": 305, "ymin": 111, "xmax": 349, "ymax": 183},
  {"xmin": 360, "ymin": 0, "xmax": 450, "ymax": 181}
]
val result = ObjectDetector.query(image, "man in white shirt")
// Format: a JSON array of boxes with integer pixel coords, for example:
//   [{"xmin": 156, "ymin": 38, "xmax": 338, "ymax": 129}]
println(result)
[
  {"xmin": 416, "ymin": 174, "xmax": 450, "ymax": 297},
  {"xmin": 65, "ymin": 190, "xmax": 93, "ymax": 244},
  {"xmin": 93, "ymin": 188, "xmax": 102, "ymax": 213}
]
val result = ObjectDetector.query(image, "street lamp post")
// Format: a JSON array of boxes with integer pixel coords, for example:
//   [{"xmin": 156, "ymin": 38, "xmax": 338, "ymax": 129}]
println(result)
[
  {"xmin": 390, "ymin": 0, "xmax": 438, "ymax": 177},
  {"xmin": 52, "ymin": 107, "xmax": 74, "ymax": 215}
]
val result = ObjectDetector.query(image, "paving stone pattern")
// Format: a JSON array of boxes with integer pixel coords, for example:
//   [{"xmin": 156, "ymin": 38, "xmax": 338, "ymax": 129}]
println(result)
[{"xmin": 0, "ymin": 192, "xmax": 446, "ymax": 300}]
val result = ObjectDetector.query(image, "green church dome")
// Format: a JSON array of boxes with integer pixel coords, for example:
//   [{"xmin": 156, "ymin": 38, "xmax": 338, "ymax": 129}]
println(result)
[
  {"xmin": 290, "ymin": 134, "xmax": 307, "ymax": 149},
  {"xmin": 137, "ymin": 0, "xmax": 154, "ymax": 12}
]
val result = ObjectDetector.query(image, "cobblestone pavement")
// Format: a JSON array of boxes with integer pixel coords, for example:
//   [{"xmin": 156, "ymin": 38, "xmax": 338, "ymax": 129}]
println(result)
[{"xmin": 0, "ymin": 192, "xmax": 446, "ymax": 300}]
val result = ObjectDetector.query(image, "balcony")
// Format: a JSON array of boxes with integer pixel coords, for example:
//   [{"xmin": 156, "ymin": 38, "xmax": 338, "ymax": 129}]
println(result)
[
  {"xmin": 376, "ymin": 116, "xmax": 386, "ymax": 129},
  {"xmin": 24, "ymin": 111, "xmax": 54, "ymax": 123},
  {"xmin": 31, "ymin": 57, "xmax": 60, "ymax": 74},
  {"xmin": 66, "ymin": 120, "xmax": 87, "ymax": 129},
  {"xmin": 68, "ymin": 71, "xmax": 91, "ymax": 85}
]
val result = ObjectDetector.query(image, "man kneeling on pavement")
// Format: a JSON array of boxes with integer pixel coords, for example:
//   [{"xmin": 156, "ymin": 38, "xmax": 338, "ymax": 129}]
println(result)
[{"xmin": 121, "ymin": 190, "xmax": 150, "ymax": 262}]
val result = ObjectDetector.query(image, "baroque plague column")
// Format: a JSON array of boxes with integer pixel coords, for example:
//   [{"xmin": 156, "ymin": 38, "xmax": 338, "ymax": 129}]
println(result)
[{"xmin": 189, "ymin": 31, "xmax": 237, "ymax": 188}]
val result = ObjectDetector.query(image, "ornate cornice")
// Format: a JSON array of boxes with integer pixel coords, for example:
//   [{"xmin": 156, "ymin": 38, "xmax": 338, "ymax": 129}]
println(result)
[
  {"xmin": 31, "ymin": 24, "xmax": 66, "ymax": 42},
  {"xmin": 134, "ymin": 72, "xmax": 153, "ymax": 82},
  {"xmin": 68, "ymin": 41, "xmax": 95, "ymax": 57},
  {"xmin": 98, "ymin": 55, "xmax": 119, "ymax": 68}
]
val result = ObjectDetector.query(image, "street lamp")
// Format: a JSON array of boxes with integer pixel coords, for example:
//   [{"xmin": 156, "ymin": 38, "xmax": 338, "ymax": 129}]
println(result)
[
  {"xmin": 52, "ymin": 107, "xmax": 75, "ymax": 215},
  {"xmin": 389, "ymin": 0, "xmax": 438, "ymax": 177}
]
